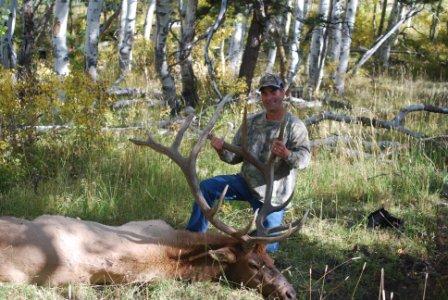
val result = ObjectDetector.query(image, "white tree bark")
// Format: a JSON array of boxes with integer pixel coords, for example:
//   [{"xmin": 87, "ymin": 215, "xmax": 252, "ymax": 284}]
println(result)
[
  {"xmin": 227, "ymin": 13, "xmax": 247, "ymax": 76},
  {"xmin": 307, "ymin": 0, "xmax": 330, "ymax": 94},
  {"xmin": 118, "ymin": 0, "xmax": 128, "ymax": 49},
  {"xmin": 286, "ymin": 0, "xmax": 305, "ymax": 86},
  {"xmin": 0, "ymin": 0, "xmax": 17, "ymax": 68},
  {"xmin": 84, "ymin": 0, "xmax": 103, "ymax": 81},
  {"xmin": 156, "ymin": 0, "xmax": 178, "ymax": 114},
  {"xmin": 53, "ymin": 0, "xmax": 69, "ymax": 76},
  {"xmin": 143, "ymin": 0, "xmax": 156, "ymax": 41},
  {"xmin": 265, "ymin": 43, "xmax": 277, "ymax": 73},
  {"xmin": 327, "ymin": 0, "xmax": 343, "ymax": 62},
  {"xmin": 377, "ymin": 0, "xmax": 403, "ymax": 67},
  {"xmin": 119, "ymin": 0, "xmax": 137, "ymax": 73},
  {"xmin": 334, "ymin": 0, "xmax": 359, "ymax": 95}
]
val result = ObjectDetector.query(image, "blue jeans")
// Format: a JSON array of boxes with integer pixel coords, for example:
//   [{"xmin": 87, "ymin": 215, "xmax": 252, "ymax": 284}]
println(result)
[{"xmin": 186, "ymin": 174, "xmax": 284, "ymax": 253}]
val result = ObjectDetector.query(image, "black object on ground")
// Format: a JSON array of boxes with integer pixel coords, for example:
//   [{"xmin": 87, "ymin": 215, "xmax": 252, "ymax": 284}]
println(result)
[{"xmin": 367, "ymin": 208, "xmax": 403, "ymax": 229}]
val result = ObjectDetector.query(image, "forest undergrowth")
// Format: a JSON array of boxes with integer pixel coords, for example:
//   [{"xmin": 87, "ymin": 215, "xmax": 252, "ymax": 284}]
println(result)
[{"xmin": 0, "ymin": 63, "xmax": 447, "ymax": 299}]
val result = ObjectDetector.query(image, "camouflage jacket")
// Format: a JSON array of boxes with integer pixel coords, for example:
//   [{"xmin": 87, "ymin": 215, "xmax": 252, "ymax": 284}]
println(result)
[{"xmin": 218, "ymin": 111, "xmax": 311, "ymax": 206}]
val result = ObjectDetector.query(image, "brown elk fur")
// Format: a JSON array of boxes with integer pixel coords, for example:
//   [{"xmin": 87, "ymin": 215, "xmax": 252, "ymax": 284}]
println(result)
[{"xmin": 0, "ymin": 215, "xmax": 296, "ymax": 299}]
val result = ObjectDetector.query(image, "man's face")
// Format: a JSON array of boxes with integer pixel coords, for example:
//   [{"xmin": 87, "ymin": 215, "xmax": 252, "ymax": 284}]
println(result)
[{"xmin": 260, "ymin": 86, "xmax": 285, "ymax": 113}]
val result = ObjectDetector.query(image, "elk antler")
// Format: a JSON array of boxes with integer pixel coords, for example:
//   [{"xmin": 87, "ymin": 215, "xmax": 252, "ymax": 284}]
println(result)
[
  {"xmin": 215, "ymin": 106, "xmax": 308, "ymax": 244},
  {"xmin": 130, "ymin": 96, "xmax": 306, "ymax": 244},
  {"xmin": 130, "ymin": 95, "xmax": 254, "ymax": 241}
]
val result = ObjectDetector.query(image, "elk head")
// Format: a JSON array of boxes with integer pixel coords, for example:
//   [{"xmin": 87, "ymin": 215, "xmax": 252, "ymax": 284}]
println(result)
[{"xmin": 130, "ymin": 95, "xmax": 307, "ymax": 299}]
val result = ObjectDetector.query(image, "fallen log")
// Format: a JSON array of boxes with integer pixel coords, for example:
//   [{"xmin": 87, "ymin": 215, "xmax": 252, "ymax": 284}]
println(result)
[{"xmin": 305, "ymin": 103, "xmax": 448, "ymax": 139}]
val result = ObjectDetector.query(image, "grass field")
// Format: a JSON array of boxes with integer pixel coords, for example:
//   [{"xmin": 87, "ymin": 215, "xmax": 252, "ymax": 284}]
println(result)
[{"xmin": 0, "ymin": 72, "xmax": 447, "ymax": 299}]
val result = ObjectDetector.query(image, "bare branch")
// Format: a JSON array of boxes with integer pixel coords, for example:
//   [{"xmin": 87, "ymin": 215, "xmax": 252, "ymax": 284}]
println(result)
[
  {"xmin": 305, "ymin": 104, "xmax": 448, "ymax": 139},
  {"xmin": 203, "ymin": 0, "xmax": 228, "ymax": 100}
]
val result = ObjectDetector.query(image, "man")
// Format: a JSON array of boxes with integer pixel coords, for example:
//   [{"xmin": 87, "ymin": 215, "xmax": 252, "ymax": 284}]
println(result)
[{"xmin": 186, "ymin": 73, "xmax": 311, "ymax": 252}]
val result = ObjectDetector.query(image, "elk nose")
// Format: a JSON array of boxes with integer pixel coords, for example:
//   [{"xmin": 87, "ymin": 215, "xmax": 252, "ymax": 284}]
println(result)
[{"xmin": 280, "ymin": 287, "xmax": 296, "ymax": 300}]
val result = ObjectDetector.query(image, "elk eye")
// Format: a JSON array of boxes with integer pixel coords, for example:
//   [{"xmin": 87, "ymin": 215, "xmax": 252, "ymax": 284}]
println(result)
[{"xmin": 248, "ymin": 260, "xmax": 260, "ymax": 270}]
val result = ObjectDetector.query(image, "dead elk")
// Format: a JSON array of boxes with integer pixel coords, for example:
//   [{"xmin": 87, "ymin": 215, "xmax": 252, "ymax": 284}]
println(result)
[
  {"xmin": 0, "ymin": 96, "xmax": 306, "ymax": 299},
  {"xmin": 0, "ymin": 215, "xmax": 296, "ymax": 299}
]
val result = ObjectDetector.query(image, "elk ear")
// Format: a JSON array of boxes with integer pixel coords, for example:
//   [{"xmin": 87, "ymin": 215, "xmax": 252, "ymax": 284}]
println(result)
[{"xmin": 208, "ymin": 247, "xmax": 237, "ymax": 263}]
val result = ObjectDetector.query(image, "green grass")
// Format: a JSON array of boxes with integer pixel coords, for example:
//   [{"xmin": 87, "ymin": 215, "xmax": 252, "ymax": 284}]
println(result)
[{"xmin": 1, "ymin": 54, "xmax": 447, "ymax": 299}]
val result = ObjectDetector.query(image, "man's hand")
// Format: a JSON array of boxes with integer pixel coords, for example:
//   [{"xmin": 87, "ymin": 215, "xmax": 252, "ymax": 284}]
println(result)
[
  {"xmin": 210, "ymin": 135, "xmax": 224, "ymax": 152},
  {"xmin": 271, "ymin": 139, "xmax": 291, "ymax": 159}
]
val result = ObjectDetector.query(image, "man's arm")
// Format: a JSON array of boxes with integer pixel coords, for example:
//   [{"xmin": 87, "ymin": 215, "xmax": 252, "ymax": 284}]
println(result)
[
  {"xmin": 274, "ymin": 121, "xmax": 311, "ymax": 170},
  {"xmin": 210, "ymin": 128, "xmax": 243, "ymax": 165}
]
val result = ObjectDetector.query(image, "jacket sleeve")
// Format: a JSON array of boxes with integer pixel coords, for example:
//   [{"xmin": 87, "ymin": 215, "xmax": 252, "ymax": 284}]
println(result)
[
  {"xmin": 284, "ymin": 120, "xmax": 311, "ymax": 170},
  {"xmin": 217, "ymin": 126, "xmax": 244, "ymax": 164}
]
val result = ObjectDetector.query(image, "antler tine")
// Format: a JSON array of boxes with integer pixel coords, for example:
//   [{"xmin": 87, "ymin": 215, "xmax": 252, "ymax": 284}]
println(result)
[
  {"xmin": 208, "ymin": 185, "xmax": 229, "ymax": 218},
  {"xmin": 171, "ymin": 114, "xmax": 195, "ymax": 153},
  {"xmin": 190, "ymin": 94, "xmax": 233, "ymax": 162},
  {"xmin": 232, "ymin": 209, "xmax": 258, "ymax": 238},
  {"xmin": 249, "ymin": 210, "xmax": 309, "ymax": 244},
  {"xmin": 241, "ymin": 105, "xmax": 248, "ymax": 149},
  {"xmin": 266, "ymin": 210, "xmax": 309, "ymax": 235},
  {"xmin": 130, "ymin": 134, "xmax": 186, "ymax": 166}
]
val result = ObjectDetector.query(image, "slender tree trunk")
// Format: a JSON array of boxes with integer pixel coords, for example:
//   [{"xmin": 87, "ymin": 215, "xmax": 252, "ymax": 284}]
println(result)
[
  {"xmin": 17, "ymin": 0, "xmax": 34, "ymax": 78},
  {"xmin": 119, "ymin": 0, "xmax": 137, "ymax": 73},
  {"xmin": 53, "ymin": 0, "xmax": 70, "ymax": 76},
  {"xmin": 286, "ymin": 0, "xmax": 305, "ymax": 86},
  {"xmin": 265, "ymin": 44, "xmax": 277, "ymax": 73},
  {"xmin": 143, "ymin": 0, "xmax": 156, "ymax": 40},
  {"xmin": 429, "ymin": 0, "xmax": 443, "ymax": 41},
  {"xmin": 85, "ymin": 0, "xmax": 103, "ymax": 81},
  {"xmin": 334, "ymin": 0, "xmax": 359, "ymax": 95},
  {"xmin": 118, "ymin": 0, "xmax": 128, "ymax": 49},
  {"xmin": 155, "ymin": 0, "xmax": 179, "ymax": 114},
  {"xmin": 227, "ymin": 12, "xmax": 247, "ymax": 76},
  {"xmin": 0, "ymin": 0, "xmax": 17, "ymax": 68},
  {"xmin": 239, "ymin": 1, "xmax": 266, "ymax": 90},
  {"xmin": 307, "ymin": 0, "xmax": 330, "ymax": 95},
  {"xmin": 377, "ymin": 0, "xmax": 388, "ymax": 36},
  {"xmin": 377, "ymin": 0, "xmax": 402, "ymax": 67},
  {"xmin": 179, "ymin": 0, "xmax": 199, "ymax": 107},
  {"xmin": 372, "ymin": 0, "xmax": 378, "ymax": 33},
  {"xmin": 303, "ymin": 0, "xmax": 313, "ymax": 17},
  {"xmin": 326, "ymin": 0, "xmax": 343, "ymax": 62}
]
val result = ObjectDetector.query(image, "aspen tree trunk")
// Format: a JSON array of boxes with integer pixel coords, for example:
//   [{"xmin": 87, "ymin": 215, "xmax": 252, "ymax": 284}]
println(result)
[
  {"xmin": 377, "ymin": 0, "xmax": 387, "ymax": 36},
  {"xmin": 85, "ymin": 0, "xmax": 103, "ymax": 81},
  {"xmin": 239, "ymin": 1, "xmax": 266, "ymax": 90},
  {"xmin": 179, "ymin": 0, "xmax": 199, "ymax": 107},
  {"xmin": 303, "ymin": 0, "xmax": 313, "ymax": 18},
  {"xmin": 265, "ymin": 43, "xmax": 277, "ymax": 73},
  {"xmin": 155, "ymin": 0, "xmax": 179, "ymax": 114},
  {"xmin": 53, "ymin": 0, "xmax": 70, "ymax": 76},
  {"xmin": 0, "ymin": 0, "xmax": 17, "ymax": 68},
  {"xmin": 327, "ymin": 0, "xmax": 343, "ymax": 62},
  {"xmin": 17, "ymin": 0, "xmax": 34, "ymax": 77},
  {"xmin": 286, "ymin": 0, "xmax": 305, "ymax": 85},
  {"xmin": 265, "ymin": 10, "xmax": 289, "ymax": 76},
  {"xmin": 334, "ymin": 0, "xmax": 358, "ymax": 95},
  {"xmin": 143, "ymin": 0, "xmax": 156, "ymax": 40},
  {"xmin": 429, "ymin": 0, "xmax": 443, "ymax": 41},
  {"xmin": 227, "ymin": 12, "xmax": 247, "ymax": 76},
  {"xmin": 119, "ymin": 0, "xmax": 137, "ymax": 73},
  {"xmin": 118, "ymin": 0, "xmax": 128, "ymax": 50},
  {"xmin": 307, "ymin": 0, "xmax": 330, "ymax": 95},
  {"xmin": 377, "ymin": 0, "xmax": 402, "ymax": 67}
]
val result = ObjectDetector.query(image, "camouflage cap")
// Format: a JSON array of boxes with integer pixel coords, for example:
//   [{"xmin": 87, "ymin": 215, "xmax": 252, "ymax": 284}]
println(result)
[{"xmin": 258, "ymin": 73, "xmax": 284, "ymax": 91}]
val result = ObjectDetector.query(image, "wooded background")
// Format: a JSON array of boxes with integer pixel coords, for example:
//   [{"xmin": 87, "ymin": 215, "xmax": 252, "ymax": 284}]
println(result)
[{"xmin": 0, "ymin": 0, "xmax": 447, "ymax": 299}]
